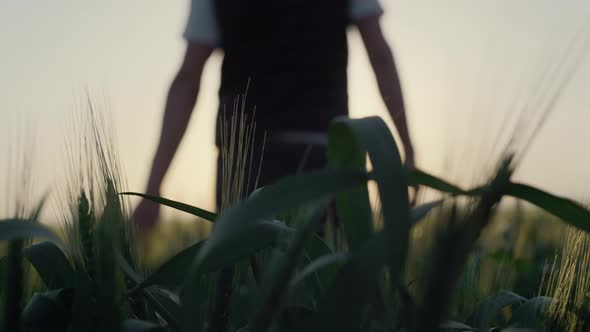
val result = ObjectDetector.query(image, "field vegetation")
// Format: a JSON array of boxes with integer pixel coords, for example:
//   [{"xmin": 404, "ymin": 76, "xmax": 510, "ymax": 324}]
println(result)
[{"xmin": 1, "ymin": 94, "xmax": 590, "ymax": 332}]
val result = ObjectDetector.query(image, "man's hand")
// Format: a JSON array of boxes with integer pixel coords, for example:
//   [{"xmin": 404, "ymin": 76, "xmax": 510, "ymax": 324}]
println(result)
[
  {"xmin": 357, "ymin": 15, "xmax": 418, "ymax": 206},
  {"xmin": 403, "ymin": 147, "xmax": 419, "ymax": 206},
  {"xmin": 134, "ymin": 42, "xmax": 213, "ymax": 235},
  {"xmin": 133, "ymin": 198, "xmax": 161, "ymax": 236},
  {"xmin": 404, "ymin": 146, "xmax": 415, "ymax": 171}
]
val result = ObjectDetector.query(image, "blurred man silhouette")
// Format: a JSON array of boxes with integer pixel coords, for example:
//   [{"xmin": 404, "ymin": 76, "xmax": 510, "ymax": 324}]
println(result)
[{"xmin": 134, "ymin": 0, "xmax": 415, "ymax": 233}]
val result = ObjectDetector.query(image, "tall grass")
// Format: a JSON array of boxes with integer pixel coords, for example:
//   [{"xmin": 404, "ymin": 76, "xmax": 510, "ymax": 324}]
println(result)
[
  {"xmin": 1, "ymin": 106, "xmax": 589, "ymax": 331},
  {"xmin": 2, "ymin": 59, "xmax": 590, "ymax": 331},
  {"xmin": 545, "ymin": 227, "xmax": 590, "ymax": 331},
  {"xmin": 1, "ymin": 122, "xmax": 46, "ymax": 332},
  {"xmin": 210, "ymin": 95, "xmax": 262, "ymax": 332}
]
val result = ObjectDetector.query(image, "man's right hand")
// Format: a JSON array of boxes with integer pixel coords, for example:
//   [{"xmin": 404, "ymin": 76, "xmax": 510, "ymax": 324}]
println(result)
[
  {"xmin": 133, "ymin": 198, "xmax": 161, "ymax": 236},
  {"xmin": 133, "ymin": 43, "xmax": 212, "ymax": 237},
  {"xmin": 404, "ymin": 147, "xmax": 419, "ymax": 207},
  {"xmin": 404, "ymin": 147, "xmax": 415, "ymax": 172}
]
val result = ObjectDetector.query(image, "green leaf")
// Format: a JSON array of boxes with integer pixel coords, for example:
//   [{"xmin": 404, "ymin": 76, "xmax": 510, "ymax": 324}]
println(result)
[
  {"xmin": 143, "ymin": 288, "xmax": 182, "ymax": 327},
  {"xmin": 179, "ymin": 221, "xmax": 295, "ymax": 329},
  {"xmin": 509, "ymin": 296, "xmax": 552, "ymax": 328},
  {"xmin": 409, "ymin": 169, "xmax": 470, "ymax": 195},
  {"xmin": 328, "ymin": 121, "xmax": 373, "ymax": 250},
  {"xmin": 180, "ymin": 220, "xmax": 294, "ymax": 329},
  {"xmin": 328, "ymin": 116, "xmax": 410, "ymax": 273},
  {"xmin": 466, "ymin": 290, "xmax": 527, "ymax": 327},
  {"xmin": 410, "ymin": 169, "xmax": 590, "ymax": 233},
  {"xmin": 22, "ymin": 288, "xmax": 74, "ymax": 331},
  {"xmin": 181, "ymin": 168, "xmax": 366, "ymax": 329},
  {"xmin": 120, "ymin": 319, "xmax": 165, "ymax": 332},
  {"xmin": 23, "ymin": 241, "xmax": 75, "ymax": 289},
  {"xmin": 506, "ymin": 182, "xmax": 590, "ymax": 232},
  {"xmin": 490, "ymin": 290, "xmax": 527, "ymax": 309},
  {"xmin": 289, "ymin": 253, "xmax": 348, "ymax": 292},
  {"xmin": 205, "ymin": 220, "xmax": 294, "ymax": 273},
  {"xmin": 409, "ymin": 169, "xmax": 590, "ymax": 233},
  {"xmin": 121, "ymin": 192, "xmax": 217, "ymax": 222},
  {"xmin": 411, "ymin": 200, "xmax": 443, "ymax": 225},
  {"xmin": 0, "ymin": 255, "xmax": 6, "ymax": 285},
  {"xmin": 131, "ymin": 240, "xmax": 205, "ymax": 291},
  {"xmin": 180, "ymin": 271, "xmax": 212, "ymax": 332},
  {"xmin": 309, "ymin": 230, "xmax": 395, "ymax": 332},
  {"xmin": 249, "ymin": 205, "xmax": 328, "ymax": 332},
  {"xmin": 439, "ymin": 320, "xmax": 477, "ymax": 330},
  {"xmin": 0, "ymin": 219, "xmax": 66, "ymax": 249},
  {"xmin": 116, "ymin": 251, "xmax": 144, "ymax": 286},
  {"xmin": 298, "ymin": 235, "xmax": 339, "ymax": 303},
  {"xmin": 308, "ymin": 117, "xmax": 410, "ymax": 331},
  {"xmin": 116, "ymin": 253, "xmax": 182, "ymax": 330},
  {"xmin": 190, "ymin": 168, "xmax": 366, "ymax": 276}
]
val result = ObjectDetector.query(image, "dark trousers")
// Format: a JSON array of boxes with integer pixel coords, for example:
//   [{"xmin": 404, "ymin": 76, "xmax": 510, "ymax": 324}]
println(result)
[{"xmin": 215, "ymin": 142, "xmax": 327, "ymax": 210}]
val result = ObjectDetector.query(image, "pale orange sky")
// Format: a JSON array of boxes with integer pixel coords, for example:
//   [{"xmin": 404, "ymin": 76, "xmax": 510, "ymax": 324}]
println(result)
[{"xmin": 1, "ymin": 1, "xmax": 590, "ymax": 221}]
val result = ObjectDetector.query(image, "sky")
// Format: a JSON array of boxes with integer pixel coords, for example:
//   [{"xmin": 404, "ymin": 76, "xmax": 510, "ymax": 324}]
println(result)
[{"xmin": 1, "ymin": 1, "xmax": 590, "ymax": 221}]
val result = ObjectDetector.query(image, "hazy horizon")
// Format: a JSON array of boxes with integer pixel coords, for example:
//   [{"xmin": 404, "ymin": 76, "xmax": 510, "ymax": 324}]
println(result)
[{"xmin": 1, "ymin": 1, "xmax": 590, "ymax": 221}]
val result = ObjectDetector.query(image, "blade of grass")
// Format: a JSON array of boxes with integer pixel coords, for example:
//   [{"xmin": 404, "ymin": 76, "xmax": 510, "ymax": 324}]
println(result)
[
  {"xmin": 288, "ymin": 253, "xmax": 348, "ymax": 293},
  {"xmin": 408, "ymin": 169, "xmax": 470, "ymax": 195},
  {"xmin": 308, "ymin": 230, "xmax": 397, "ymax": 331},
  {"xmin": 505, "ymin": 182, "xmax": 590, "ymax": 232},
  {"xmin": 328, "ymin": 120, "xmax": 373, "ymax": 250},
  {"xmin": 180, "ymin": 168, "xmax": 366, "ymax": 329},
  {"xmin": 120, "ymin": 319, "xmax": 165, "ymax": 332},
  {"xmin": 188, "ymin": 168, "xmax": 367, "ymax": 278},
  {"xmin": 21, "ymin": 288, "xmax": 74, "ymax": 331},
  {"xmin": 249, "ymin": 204, "xmax": 328, "ymax": 332},
  {"xmin": 121, "ymin": 192, "xmax": 217, "ymax": 223},
  {"xmin": 410, "ymin": 169, "xmax": 590, "ymax": 232},
  {"xmin": 23, "ymin": 241, "xmax": 75, "ymax": 289},
  {"xmin": 297, "ymin": 235, "xmax": 340, "ymax": 303},
  {"xmin": 439, "ymin": 320, "xmax": 477, "ymax": 331},
  {"xmin": 0, "ymin": 219, "xmax": 66, "ymax": 249},
  {"xmin": 416, "ymin": 158, "xmax": 514, "ymax": 331},
  {"xmin": 282, "ymin": 116, "xmax": 410, "ymax": 331},
  {"xmin": 3, "ymin": 239, "xmax": 24, "ymax": 332},
  {"xmin": 327, "ymin": 117, "xmax": 411, "ymax": 322},
  {"xmin": 410, "ymin": 200, "xmax": 444, "ymax": 225},
  {"xmin": 509, "ymin": 296, "xmax": 552, "ymax": 328},
  {"xmin": 116, "ymin": 253, "xmax": 182, "ymax": 330},
  {"xmin": 131, "ymin": 241, "xmax": 204, "ymax": 291},
  {"xmin": 466, "ymin": 290, "xmax": 527, "ymax": 328},
  {"xmin": 329, "ymin": 115, "xmax": 410, "ymax": 263}
]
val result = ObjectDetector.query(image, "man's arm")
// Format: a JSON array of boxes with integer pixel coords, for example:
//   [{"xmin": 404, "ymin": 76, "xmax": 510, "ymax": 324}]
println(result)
[
  {"xmin": 356, "ymin": 15, "xmax": 415, "ymax": 168},
  {"xmin": 134, "ymin": 43, "xmax": 213, "ymax": 233}
]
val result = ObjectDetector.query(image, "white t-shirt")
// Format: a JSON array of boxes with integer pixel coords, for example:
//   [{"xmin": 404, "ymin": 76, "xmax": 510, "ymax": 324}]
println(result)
[{"xmin": 183, "ymin": 0, "xmax": 383, "ymax": 46}]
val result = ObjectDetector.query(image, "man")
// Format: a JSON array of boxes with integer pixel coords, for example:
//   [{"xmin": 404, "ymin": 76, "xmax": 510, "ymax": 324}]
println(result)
[{"xmin": 134, "ymin": 0, "xmax": 415, "ymax": 233}]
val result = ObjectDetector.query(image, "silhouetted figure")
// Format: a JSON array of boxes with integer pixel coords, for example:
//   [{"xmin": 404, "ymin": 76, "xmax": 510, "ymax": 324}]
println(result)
[{"xmin": 134, "ymin": 0, "xmax": 415, "ymax": 233}]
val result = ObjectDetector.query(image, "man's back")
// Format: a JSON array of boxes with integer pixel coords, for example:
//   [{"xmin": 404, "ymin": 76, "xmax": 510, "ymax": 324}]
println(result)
[{"xmin": 215, "ymin": 0, "xmax": 350, "ymax": 135}]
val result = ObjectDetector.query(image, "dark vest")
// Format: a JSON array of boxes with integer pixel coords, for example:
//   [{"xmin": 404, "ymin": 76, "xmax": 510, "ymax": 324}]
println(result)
[{"xmin": 214, "ymin": 0, "xmax": 350, "ymax": 144}]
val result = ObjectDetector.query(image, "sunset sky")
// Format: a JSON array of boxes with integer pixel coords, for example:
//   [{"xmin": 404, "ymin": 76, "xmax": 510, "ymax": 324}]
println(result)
[{"xmin": 1, "ymin": 1, "xmax": 589, "ymax": 221}]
